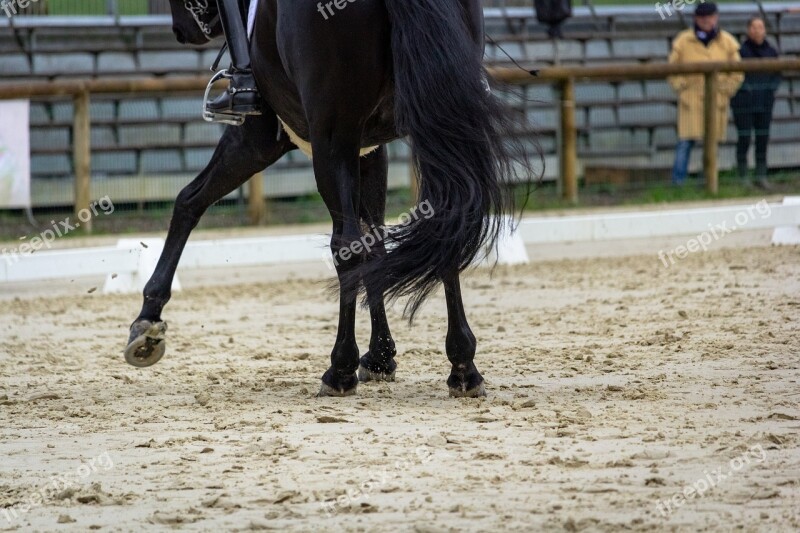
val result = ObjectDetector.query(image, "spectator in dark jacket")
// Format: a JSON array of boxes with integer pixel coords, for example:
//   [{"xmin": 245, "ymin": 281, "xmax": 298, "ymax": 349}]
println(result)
[{"xmin": 731, "ymin": 16, "xmax": 781, "ymax": 189}]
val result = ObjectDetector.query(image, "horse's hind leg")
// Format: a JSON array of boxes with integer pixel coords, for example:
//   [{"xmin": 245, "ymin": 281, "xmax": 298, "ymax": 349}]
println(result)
[
  {"xmin": 124, "ymin": 113, "xmax": 294, "ymax": 367},
  {"xmin": 443, "ymin": 272, "xmax": 485, "ymax": 397},
  {"xmin": 355, "ymin": 146, "xmax": 398, "ymax": 383}
]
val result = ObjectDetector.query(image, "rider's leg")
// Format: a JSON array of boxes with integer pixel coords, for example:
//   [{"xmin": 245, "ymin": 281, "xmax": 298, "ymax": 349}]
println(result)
[{"xmin": 207, "ymin": 0, "xmax": 261, "ymax": 116}]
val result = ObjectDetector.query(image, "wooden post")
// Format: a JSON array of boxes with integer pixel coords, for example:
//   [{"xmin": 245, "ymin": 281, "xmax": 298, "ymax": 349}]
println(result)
[
  {"xmin": 703, "ymin": 72, "xmax": 719, "ymax": 195},
  {"xmin": 560, "ymin": 78, "xmax": 578, "ymax": 204},
  {"xmin": 247, "ymin": 172, "xmax": 267, "ymax": 225},
  {"xmin": 73, "ymin": 90, "xmax": 92, "ymax": 233}
]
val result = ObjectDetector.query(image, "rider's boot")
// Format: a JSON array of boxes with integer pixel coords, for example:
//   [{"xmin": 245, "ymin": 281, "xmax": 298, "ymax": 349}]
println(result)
[{"xmin": 205, "ymin": 0, "xmax": 261, "ymax": 120}]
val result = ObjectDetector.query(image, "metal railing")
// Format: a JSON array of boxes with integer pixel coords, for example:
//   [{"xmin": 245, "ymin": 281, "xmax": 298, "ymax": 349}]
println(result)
[
  {"xmin": 5, "ymin": 1, "xmax": 796, "ymax": 22},
  {"xmin": 5, "ymin": 1, "xmax": 784, "ymax": 17},
  {"xmin": 2, "ymin": 0, "xmax": 166, "ymax": 16}
]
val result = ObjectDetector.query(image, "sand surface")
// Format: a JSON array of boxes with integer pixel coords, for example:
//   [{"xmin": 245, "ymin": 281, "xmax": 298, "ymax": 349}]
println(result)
[{"xmin": 1, "ymin": 244, "xmax": 799, "ymax": 531}]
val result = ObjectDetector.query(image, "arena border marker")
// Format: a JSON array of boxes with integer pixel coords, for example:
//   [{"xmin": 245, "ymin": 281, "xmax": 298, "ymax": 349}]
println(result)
[
  {"xmin": 480, "ymin": 216, "xmax": 530, "ymax": 266},
  {"xmin": 771, "ymin": 196, "xmax": 800, "ymax": 245}
]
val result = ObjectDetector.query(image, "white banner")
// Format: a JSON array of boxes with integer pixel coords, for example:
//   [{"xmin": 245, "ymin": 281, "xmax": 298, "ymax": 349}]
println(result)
[{"xmin": 0, "ymin": 100, "xmax": 31, "ymax": 209}]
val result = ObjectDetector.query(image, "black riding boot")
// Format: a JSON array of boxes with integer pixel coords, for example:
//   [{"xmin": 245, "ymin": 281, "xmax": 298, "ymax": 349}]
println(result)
[{"xmin": 206, "ymin": 0, "xmax": 261, "ymax": 118}]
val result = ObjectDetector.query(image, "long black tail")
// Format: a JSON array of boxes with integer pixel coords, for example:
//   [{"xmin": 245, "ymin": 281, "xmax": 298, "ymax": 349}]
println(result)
[{"xmin": 352, "ymin": 0, "xmax": 535, "ymax": 318}]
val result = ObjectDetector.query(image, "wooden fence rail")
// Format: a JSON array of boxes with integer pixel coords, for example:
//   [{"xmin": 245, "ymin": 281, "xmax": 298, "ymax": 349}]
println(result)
[
  {"xmin": 1, "ymin": 58, "xmax": 798, "ymax": 228},
  {"xmin": 488, "ymin": 58, "xmax": 800, "ymax": 202}
]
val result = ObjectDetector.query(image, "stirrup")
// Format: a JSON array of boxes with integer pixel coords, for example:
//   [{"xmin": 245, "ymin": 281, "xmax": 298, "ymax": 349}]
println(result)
[{"xmin": 202, "ymin": 70, "xmax": 246, "ymax": 126}]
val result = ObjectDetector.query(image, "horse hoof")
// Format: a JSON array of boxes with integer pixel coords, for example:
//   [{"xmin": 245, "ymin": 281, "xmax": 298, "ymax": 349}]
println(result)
[
  {"xmin": 124, "ymin": 320, "xmax": 167, "ymax": 368},
  {"xmin": 357, "ymin": 365, "xmax": 396, "ymax": 383},
  {"xmin": 358, "ymin": 353, "xmax": 397, "ymax": 383},
  {"xmin": 317, "ymin": 381, "xmax": 358, "ymax": 397},
  {"xmin": 449, "ymin": 382, "xmax": 486, "ymax": 398}
]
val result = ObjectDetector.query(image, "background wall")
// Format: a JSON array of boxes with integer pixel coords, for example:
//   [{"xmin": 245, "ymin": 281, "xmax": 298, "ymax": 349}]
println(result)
[{"xmin": 0, "ymin": 2, "xmax": 798, "ymax": 207}]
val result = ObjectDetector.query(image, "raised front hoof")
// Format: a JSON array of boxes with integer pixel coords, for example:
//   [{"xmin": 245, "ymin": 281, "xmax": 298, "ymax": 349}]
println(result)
[
  {"xmin": 124, "ymin": 320, "xmax": 167, "ymax": 368},
  {"xmin": 449, "ymin": 382, "xmax": 487, "ymax": 398},
  {"xmin": 317, "ymin": 370, "xmax": 359, "ymax": 397},
  {"xmin": 357, "ymin": 353, "xmax": 397, "ymax": 383}
]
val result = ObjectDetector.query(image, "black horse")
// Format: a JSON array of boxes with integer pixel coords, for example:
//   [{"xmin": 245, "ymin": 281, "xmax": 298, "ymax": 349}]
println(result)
[{"xmin": 124, "ymin": 0, "xmax": 533, "ymax": 397}]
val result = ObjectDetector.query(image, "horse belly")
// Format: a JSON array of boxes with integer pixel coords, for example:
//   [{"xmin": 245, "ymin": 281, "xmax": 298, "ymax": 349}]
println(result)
[{"xmin": 279, "ymin": 118, "xmax": 380, "ymax": 160}]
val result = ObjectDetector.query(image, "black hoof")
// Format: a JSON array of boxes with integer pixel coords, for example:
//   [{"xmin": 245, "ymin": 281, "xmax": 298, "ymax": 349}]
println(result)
[
  {"xmin": 357, "ymin": 353, "xmax": 397, "ymax": 383},
  {"xmin": 449, "ymin": 381, "xmax": 486, "ymax": 398},
  {"xmin": 124, "ymin": 320, "xmax": 167, "ymax": 368},
  {"xmin": 447, "ymin": 365, "xmax": 486, "ymax": 398},
  {"xmin": 318, "ymin": 369, "xmax": 358, "ymax": 397}
]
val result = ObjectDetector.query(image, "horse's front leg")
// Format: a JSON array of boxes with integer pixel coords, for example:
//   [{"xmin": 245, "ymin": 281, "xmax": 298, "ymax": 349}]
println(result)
[
  {"xmin": 124, "ymin": 113, "xmax": 294, "ymax": 367},
  {"xmin": 312, "ymin": 129, "xmax": 366, "ymax": 397}
]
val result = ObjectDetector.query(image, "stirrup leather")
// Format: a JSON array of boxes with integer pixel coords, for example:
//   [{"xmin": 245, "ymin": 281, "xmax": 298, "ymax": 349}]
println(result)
[{"xmin": 202, "ymin": 70, "xmax": 246, "ymax": 126}]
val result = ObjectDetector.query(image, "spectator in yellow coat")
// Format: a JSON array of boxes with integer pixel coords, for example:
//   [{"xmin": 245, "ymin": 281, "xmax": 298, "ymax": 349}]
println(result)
[{"xmin": 667, "ymin": 2, "xmax": 744, "ymax": 185}]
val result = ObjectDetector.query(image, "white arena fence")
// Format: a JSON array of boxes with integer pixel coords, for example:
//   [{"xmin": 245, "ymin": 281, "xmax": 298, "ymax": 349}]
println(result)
[{"xmin": 1, "ymin": 198, "xmax": 798, "ymax": 294}]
